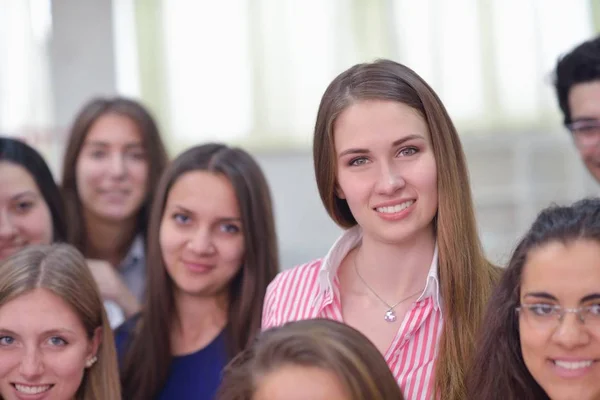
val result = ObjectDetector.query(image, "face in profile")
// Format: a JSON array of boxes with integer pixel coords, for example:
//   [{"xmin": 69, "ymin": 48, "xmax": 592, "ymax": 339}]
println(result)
[
  {"xmin": 568, "ymin": 81, "xmax": 600, "ymax": 183},
  {"xmin": 0, "ymin": 288, "xmax": 100, "ymax": 400},
  {"xmin": 160, "ymin": 171, "xmax": 245, "ymax": 298},
  {"xmin": 253, "ymin": 364, "xmax": 350, "ymax": 400},
  {"xmin": 334, "ymin": 99, "xmax": 438, "ymax": 244},
  {"xmin": 0, "ymin": 162, "xmax": 53, "ymax": 260},
  {"xmin": 519, "ymin": 239, "xmax": 600, "ymax": 400},
  {"xmin": 75, "ymin": 113, "xmax": 149, "ymax": 223}
]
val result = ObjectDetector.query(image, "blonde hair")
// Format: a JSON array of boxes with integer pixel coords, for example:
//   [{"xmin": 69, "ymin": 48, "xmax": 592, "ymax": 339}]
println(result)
[
  {"xmin": 217, "ymin": 319, "xmax": 404, "ymax": 400},
  {"xmin": 312, "ymin": 59, "xmax": 501, "ymax": 399},
  {"xmin": 0, "ymin": 244, "xmax": 121, "ymax": 400}
]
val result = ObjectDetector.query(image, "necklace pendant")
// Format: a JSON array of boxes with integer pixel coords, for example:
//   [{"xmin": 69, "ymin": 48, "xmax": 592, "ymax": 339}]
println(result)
[{"xmin": 384, "ymin": 309, "xmax": 397, "ymax": 322}]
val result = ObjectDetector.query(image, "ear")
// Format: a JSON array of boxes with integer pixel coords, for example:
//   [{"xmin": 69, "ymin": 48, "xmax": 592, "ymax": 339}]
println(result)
[
  {"xmin": 88, "ymin": 326, "xmax": 103, "ymax": 359},
  {"xmin": 334, "ymin": 183, "xmax": 345, "ymax": 199}
]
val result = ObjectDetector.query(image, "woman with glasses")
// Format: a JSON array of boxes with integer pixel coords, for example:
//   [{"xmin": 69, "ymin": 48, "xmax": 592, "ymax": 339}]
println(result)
[{"xmin": 467, "ymin": 197, "xmax": 600, "ymax": 400}]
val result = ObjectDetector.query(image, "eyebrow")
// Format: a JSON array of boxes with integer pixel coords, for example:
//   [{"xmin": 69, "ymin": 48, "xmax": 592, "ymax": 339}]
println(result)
[
  {"xmin": 580, "ymin": 294, "xmax": 600, "ymax": 303},
  {"xmin": 11, "ymin": 191, "xmax": 38, "ymax": 201},
  {"xmin": 337, "ymin": 134, "xmax": 425, "ymax": 158},
  {"xmin": 523, "ymin": 292, "xmax": 557, "ymax": 301},
  {"xmin": 0, "ymin": 328, "xmax": 76, "ymax": 337},
  {"xmin": 84, "ymin": 141, "xmax": 144, "ymax": 150},
  {"xmin": 170, "ymin": 205, "xmax": 241, "ymax": 222}
]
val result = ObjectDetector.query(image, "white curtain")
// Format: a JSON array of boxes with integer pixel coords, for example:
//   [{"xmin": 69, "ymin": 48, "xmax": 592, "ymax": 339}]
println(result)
[
  {"xmin": 131, "ymin": 0, "xmax": 595, "ymax": 146},
  {"xmin": 0, "ymin": 0, "xmax": 53, "ymax": 140}
]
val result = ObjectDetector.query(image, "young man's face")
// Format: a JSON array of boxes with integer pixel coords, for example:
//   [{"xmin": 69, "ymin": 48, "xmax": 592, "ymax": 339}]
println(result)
[{"xmin": 568, "ymin": 81, "xmax": 600, "ymax": 183}]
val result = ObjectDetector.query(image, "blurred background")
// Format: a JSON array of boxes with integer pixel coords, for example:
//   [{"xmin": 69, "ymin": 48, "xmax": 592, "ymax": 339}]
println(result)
[{"xmin": 1, "ymin": 0, "xmax": 598, "ymax": 269}]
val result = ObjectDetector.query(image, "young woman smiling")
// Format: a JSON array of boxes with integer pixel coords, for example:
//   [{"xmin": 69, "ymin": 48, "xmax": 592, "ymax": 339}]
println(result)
[
  {"xmin": 61, "ymin": 97, "xmax": 169, "ymax": 327},
  {"xmin": 262, "ymin": 59, "xmax": 500, "ymax": 400}
]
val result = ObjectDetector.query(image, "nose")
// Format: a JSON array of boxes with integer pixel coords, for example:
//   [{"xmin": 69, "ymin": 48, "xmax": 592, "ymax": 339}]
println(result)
[
  {"xmin": 187, "ymin": 227, "xmax": 216, "ymax": 255},
  {"xmin": 0, "ymin": 210, "xmax": 17, "ymax": 240},
  {"xmin": 19, "ymin": 348, "xmax": 44, "ymax": 379},
  {"xmin": 374, "ymin": 161, "xmax": 405, "ymax": 195},
  {"xmin": 108, "ymin": 153, "xmax": 127, "ymax": 179},
  {"xmin": 552, "ymin": 312, "xmax": 590, "ymax": 349}
]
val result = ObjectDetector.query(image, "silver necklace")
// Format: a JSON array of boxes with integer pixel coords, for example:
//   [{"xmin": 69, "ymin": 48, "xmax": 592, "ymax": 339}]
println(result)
[{"xmin": 353, "ymin": 256, "xmax": 422, "ymax": 323}]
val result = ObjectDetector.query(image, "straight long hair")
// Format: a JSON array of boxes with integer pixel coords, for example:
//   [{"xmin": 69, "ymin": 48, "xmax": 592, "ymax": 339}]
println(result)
[
  {"xmin": 120, "ymin": 143, "xmax": 279, "ymax": 400},
  {"xmin": 312, "ymin": 59, "xmax": 501, "ymax": 400},
  {"xmin": 217, "ymin": 319, "xmax": 405, "ymax": 400},
  {"xmin": 61, "ymin": 97, "xmax": 168, "ymax": 254},
  {"xmin": 0, "ymin": 244, "xmax": 121, "ymax": 399},
  {"xmin": 467, "ymin": 198, "xmax": 600, "ymax": 399}
]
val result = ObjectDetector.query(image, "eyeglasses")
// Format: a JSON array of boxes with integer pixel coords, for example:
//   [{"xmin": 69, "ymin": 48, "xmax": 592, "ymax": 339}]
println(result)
[
  {"xmin": 516, "ymin": 303, "xmax": 600, "ymax": 329},
  {"xmin": 565, "ymin": 120, "xmax": 600, "ymax": 149}
]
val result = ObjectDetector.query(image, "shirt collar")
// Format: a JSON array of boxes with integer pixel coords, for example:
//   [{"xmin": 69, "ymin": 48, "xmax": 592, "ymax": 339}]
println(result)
[
  {"xmin": 316, "ymin": 226, "xmax": 442, "ymax": 312},
  {"xmin": 118, "ymin": 235, "xmax": 144, "ymax": 271}
]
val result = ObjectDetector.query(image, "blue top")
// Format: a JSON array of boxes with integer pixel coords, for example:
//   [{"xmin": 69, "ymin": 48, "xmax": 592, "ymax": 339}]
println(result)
[{"xmin": 115, "ymin": 317, "xmax": 228, "ymax": 400}]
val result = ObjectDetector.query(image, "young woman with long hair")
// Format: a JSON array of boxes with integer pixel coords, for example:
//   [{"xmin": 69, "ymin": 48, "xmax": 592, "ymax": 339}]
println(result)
[
  {"xmin": 118, "ymin": 143, "xmax": 279, "ymax": 399},
  {"xmin": 262, "ymin": 59, "xmax": 500, "ymax": 400},
  {"xmin": 61, "ymin": 97, "xmax": 169, "ymax": 326}
]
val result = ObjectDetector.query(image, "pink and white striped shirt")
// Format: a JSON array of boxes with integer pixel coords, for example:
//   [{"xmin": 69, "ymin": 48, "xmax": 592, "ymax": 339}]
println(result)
[{"xmin": 262, "ymin": 226, "xmax": 443, "ymax": 400}]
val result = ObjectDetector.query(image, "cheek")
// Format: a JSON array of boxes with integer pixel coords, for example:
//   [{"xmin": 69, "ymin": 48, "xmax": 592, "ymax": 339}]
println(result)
[
  {"xmin": 127, "ymin": 162, "xmax": 149, "ymax": 189},
  {"xmin": 519, "ymin": 320, "xmax": 546, "ymax": 370},
  {"xmin": 18, "ymin": 207, "xmax": 53, "ymax": 245},
  {"xmin": 159, "ymin": 223, "xmax": 180, "ymax": 262},
  {"xmin": 49, "ymin": 351, "xmax": 87, "ymax": 391},
  {"xmin": 75, "ymin": 159, "xmax": 101, "ymax": 198}
]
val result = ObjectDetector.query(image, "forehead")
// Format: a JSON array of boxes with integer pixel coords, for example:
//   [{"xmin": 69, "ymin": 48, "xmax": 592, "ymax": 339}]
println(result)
[
  {"xmin": 521, "ymin": 239, "xmax": 600, "ymax": 296},
  {"xmin": 164, "ymin": 171, "xmax": 240, "ymax": 216},
  {"xmin": 568, "ymin": 81, "xmax": 600, "ymax": 119},
  {"xmin": 84, "ymin": 113, "xmax": 144, "ymax": 145},
  {"xmin": 254, "ymin": 365, "xmax": 349, "ymax": 400},
  {"xmin": 0, "ymin": 288, "xmax": 87, "ymax": 334},
  {"xmin": 333, "ymin": 100, "xmax": 428, "ymax": 149},
  {"xmin": 0, "ymin": 162, "xmax": 41, "ymax": 198}
]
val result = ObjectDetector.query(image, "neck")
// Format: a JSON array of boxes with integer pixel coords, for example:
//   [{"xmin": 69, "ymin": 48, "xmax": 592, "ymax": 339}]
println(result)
[
  {"xmin": 348, "ymin": 226, "xmax": 436, "ymax": 300},
  {"xmin": 171, "ymin": 291, "xmax": 228, "ymax": 355},
  {"xmin": 84, "ymin": 210, "xmax": 137, "ymax": 266}
]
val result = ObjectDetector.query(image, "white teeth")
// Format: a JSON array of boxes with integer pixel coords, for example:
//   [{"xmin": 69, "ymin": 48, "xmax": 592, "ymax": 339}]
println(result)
[
  {"xmin": 376, "ymin": 200, "xmax": 414, "ymax": 214},
  {"xmin": 15, "ymin": 384, "xmax": 51, "ymax": 394},
  {"xmin": 554, "ymin": 360, "xmax": 593, "ymax": 370}
]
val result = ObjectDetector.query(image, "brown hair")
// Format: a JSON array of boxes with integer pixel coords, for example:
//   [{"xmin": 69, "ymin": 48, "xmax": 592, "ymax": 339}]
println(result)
[
  {"xmin": 312, "ymin": 59, "xmax": 500, "ymax": 400},
  {"xmin": 217, "ymin": 319, "xmax": 405, "ymax": 400},
  {"xmin": 467, "ymin": 198, "xmax": 600, "ymax": 399},
  {"xmin": 120, "ymin": 143, "xmax": 279, "ymax": 400},
  {"xmin": 61, "ymin": 97, "xmax": 169, "ymax": 254},
  {"xmin": 0, "ymin": 244, "xmax": 121, "ymax": 400}
]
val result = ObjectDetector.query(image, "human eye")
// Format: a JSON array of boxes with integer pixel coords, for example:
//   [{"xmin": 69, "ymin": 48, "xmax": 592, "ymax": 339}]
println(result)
[
  {"xmin": 0, "ymin": 336, "xmax": 15, "ymax": 346},
  {"xmin": 397, "ymin": 146, "xmax": 419, "ymax": 157},
  {"xmin": 47, "ymin": 336, "xmax": 68, "ymax": 347},
  {"xmin": 14, "ymin": 200, "xmax": 34, "ymax": 214},
  {"xmin": 220, "ymin": 223, "xmax": 241, "ymax": 234},
  {"xmin": 172, "ymin": 213, "xmax": 191, "ymax": 225},
  {"xmin": 127, "ymin": 149, "xmax": 147, "ymax": 161},
  {"xmin": 349, "ymin": 157, "xmax": 369, "ymax": 166},
  {"xmin": 585, "ymin": 304, "xmax": 600, "ymax": 316},
  {"xmin": 527, "ymin": 304, "xmax": 557, "ymax": 317}
]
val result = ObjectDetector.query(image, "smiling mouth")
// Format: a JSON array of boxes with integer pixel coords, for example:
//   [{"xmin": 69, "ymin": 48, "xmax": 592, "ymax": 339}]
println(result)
[
  {"xmin": 12, "ymin": 383, "xmax": 53, "ymax": 395},
  {"xmin": 375, "ymin": 200, "xmax": 415, "ymax": 214},
  {"xmin": 552, "ymin": 359, "xmax": 596, "ymax": 370}
]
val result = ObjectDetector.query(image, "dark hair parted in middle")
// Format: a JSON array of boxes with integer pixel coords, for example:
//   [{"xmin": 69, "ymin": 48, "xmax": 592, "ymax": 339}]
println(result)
[
  {"xmin": 0, "ymin": 137, "xmax": 66, "ymax": 241},
  {"xmin": 120, "ymin": 143, "xmax": 279, "ymax": 400},
  {"xmin": 467, "ymin": 197, "xmax": 600, "ymax": 399},
  {"xmin": 217, "ymin": 319, "xmax": 405, "ymax": 400},
  {"xmin": 60, "ymin": 96, "xmax": 168, "ymax": 252}
]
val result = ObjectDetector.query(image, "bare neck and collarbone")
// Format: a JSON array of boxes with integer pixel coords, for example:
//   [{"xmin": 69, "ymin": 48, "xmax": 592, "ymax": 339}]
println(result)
[{"xmin": 338, "ymin": 225, "xmax": 436, "ymax": 354}]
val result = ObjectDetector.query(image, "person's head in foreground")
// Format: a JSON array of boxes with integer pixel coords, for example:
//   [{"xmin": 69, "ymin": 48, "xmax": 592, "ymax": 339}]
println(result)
[
  {"xmin": 0, "ymin": 244, "xmax": 120, "ymax": 399},
  {"xmin": 468, "ymin": 197, "xmax": 600, "ymax": 400},
  {"xmin": 217, "ymin": 319, "xmax": 404, "ymax": 400},
  {"xmin": 554, "ymin": 36, "xmax": 600, "ymax": 183}
]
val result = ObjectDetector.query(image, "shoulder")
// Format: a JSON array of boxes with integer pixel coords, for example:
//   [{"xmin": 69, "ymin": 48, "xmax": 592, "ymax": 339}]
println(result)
[
  {"xmin": 262, "ymin": 259, "xmax": 325, "ymax": 329},
  {"xmin": 266, "ymin": 258, "xmax": 325, "ymax": 296}
]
